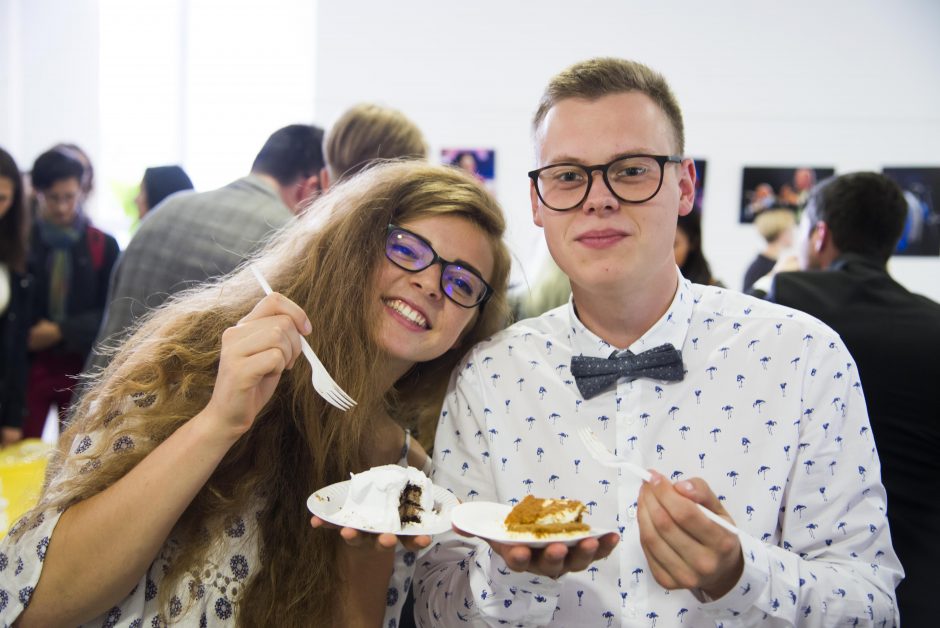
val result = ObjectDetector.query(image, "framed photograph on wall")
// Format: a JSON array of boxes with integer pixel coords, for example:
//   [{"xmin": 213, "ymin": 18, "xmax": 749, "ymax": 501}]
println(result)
[
  {"xmin": 739, "ymin": 166, "xmax": 834, "ymax": 223},
  {"xmin": 883, "ymin": 167, "xmax": 940, "ymax": 257},
  {"xmin": 441, "ymin": 148, "xmax": 495, "ymax": 192}
]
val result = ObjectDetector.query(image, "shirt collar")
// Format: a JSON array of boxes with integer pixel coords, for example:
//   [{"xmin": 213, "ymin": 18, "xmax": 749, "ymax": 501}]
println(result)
[
  {"xmin": 829, "ymin": 252, "xmax": 888, "ymax": 273},
  {"xmin": 566, "ymin": 271, "xmax": 694, "ymax": 358},
  {"xmin": 235, "ymin": 174, "xmax": 283, "ymax": 203}
]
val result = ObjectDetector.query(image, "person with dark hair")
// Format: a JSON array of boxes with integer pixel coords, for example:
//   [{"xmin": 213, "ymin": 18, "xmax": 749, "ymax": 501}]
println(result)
[
  {"xmin": 134, "ymin": 165, "xmax": 194, "ymax": 219},
  {"xmin": 24, "ymin": 147, "xmax": 120, "ymax": 438},
  {"xmin": 416, "ymin": 58, "xmax": 899, "ymax": 627},
  {"xmin": 0, "ymin": 147, "xmax": 32, "ymax": 446},
  {"xmin": 1, "ymin": 161, "xmax": 511, "ymax": 627},
  {"xmin": 767, "ymin": 171, "xmax": 940, "ymax": 626},
  {"xmin": 674, "ymin": 209, "xmax": 723, "ymax": 286},
  {"xmin": 53, "ymin": 142, "xmax": 95, "ymax": 201},
  {"xmin": 86, "ymin": 124, "xmax": 325, "ymax": 373}
]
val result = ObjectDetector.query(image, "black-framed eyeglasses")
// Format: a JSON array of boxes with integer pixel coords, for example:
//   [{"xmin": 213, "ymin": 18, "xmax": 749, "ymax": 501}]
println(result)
[
  {"xmin": 528, "ymin": 154, "xmax": 683, "ymax": 211},
  {"xmin": 384, "ymin": 224, "xmax": 492, "ymax": 308}
]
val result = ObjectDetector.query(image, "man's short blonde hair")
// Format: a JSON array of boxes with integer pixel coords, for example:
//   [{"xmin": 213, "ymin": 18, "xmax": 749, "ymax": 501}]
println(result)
[
  {"xmin": 532, "ymin": 57, "xmax": 685, "ymax": 154},
  {"xmin": 754, "ymin": 208, "xmax": 797, "ymax": 243}
]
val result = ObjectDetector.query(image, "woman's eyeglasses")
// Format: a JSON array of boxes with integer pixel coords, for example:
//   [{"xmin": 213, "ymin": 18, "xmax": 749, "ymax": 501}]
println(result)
[{"xmin": 385, "ymin": 224, "xmax": 492, "ymax": 308}]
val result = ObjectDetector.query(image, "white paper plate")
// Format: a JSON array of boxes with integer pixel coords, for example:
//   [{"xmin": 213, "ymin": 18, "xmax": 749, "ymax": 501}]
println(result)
[
  {"xmin": 307, "ymin": 479, "xmax": 458, "ymax": 536},
  {"xmin": 450, "ymin": 501, "xmax": 611, "ymax": 548}
]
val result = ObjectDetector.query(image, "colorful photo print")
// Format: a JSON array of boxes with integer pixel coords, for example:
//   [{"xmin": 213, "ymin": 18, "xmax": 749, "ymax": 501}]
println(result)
[
  {"xmin": 442, "ymin": 148, "xmax": 495, "ymax": 189},
  {"xmin": 883, "ymin": 167, "xmax": 940, "ymax": 257},
  {"xmin": 740, "ymin": 166, "xmax": 834, "ymax": 223}
]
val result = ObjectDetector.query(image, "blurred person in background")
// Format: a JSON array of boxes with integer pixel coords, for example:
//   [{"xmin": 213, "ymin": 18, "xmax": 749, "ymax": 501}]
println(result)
[
  {"xmin": 674, "ymin": 209, "xmax": 723, "ymax": 286},
  {"xmin": 25, "ymin": 147, "xmax": 119, "ymax": 438},
  {"xmin": 134, "ymin": 165, "xmax": 194, "ymax": 219},
  {"xmin": 322, "ymin": 102, "xmax": 427, "ymax": 185},
  {"xmin": 0, "ymin": 147, "xmax": 31, "ymax": 446},
  {"xmin": 742, "ymin": 206, "xmax": 796, "ymax": 293},
  {"xmin": 86, "ymin": 124, "xmax": 326, "ymax": 373}
]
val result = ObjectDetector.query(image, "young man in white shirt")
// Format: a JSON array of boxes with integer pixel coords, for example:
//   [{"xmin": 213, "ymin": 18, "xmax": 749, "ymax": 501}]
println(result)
[{"xmin": 414, "ymin": 57, "xmax": 900, "ymax": 627}]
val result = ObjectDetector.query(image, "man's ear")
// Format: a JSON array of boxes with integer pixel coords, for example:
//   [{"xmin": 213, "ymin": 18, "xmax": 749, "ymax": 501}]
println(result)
[
  {"xmin": 319, "ymin": 167, "xmax": 331, "ymax": 193},
  {"xmin": 812, "ymin": 220, "xmax": 829, "ymax": 254},
  {"xmin": 286, "ymin": 174, "xmax": 321, "ymax": 215},
  {"xmin": 677, "ymin": 158, "xmax": 697, "ymax": 217},
  {"xmin": 531, "ymin": 180, "xmax": 544, "ymax": 227},
  {"xmin": 300, "ymin": 174, "xmax": 320, "ymax": 199}
]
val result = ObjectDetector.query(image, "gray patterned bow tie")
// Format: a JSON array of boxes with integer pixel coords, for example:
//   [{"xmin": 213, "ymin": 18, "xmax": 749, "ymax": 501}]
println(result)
[{"xmin": 570, "ymin": 343, "xmax": 685, "ymax": 400}]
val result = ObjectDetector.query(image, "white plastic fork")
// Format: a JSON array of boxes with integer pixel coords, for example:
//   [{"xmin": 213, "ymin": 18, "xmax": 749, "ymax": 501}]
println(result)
[
  {"xmin": 577, "ymin": 427, "xmax": 741, "ymax": 536},
  {"xmin": 250, "ymin": 265, "xmax": 357, "ymax": 411}
]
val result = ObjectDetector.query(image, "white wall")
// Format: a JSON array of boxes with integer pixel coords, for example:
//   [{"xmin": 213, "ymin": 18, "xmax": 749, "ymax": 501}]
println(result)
[
  {"xmin": 316, "ymin": 0, "xmax": 940, "ymax": 301},
  {"xmin": 0, "ymin": 0, "xmax": 101, "ymax": 186},
  {"xmin": 1, "ymin": 0, "xmax": 318, "ymax": 245},
  {"xmin": 3, "ymin": 1, "xmax": 938, "ymax": 298}
]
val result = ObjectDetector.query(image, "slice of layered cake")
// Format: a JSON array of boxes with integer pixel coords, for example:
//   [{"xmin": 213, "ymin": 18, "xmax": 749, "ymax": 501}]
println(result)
[
  {"xmin": 504, "ymin": 495, "xmax": 590, "ymax": 537},
  {"xmin": 334, "ymin": 464, "xmax": 438, "ymax": 532}
]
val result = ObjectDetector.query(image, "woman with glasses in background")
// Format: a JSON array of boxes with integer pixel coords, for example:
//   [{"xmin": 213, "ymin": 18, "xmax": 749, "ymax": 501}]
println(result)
[{"xmin": 2, "ymin": 161, "xmax": 511, "ymax": 627}]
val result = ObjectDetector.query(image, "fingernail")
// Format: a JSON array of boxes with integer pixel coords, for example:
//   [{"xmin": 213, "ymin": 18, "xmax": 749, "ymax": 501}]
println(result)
[
  {"xmin": 650, "ymin": 472, "xmax": 662, "ymax": 485},
  {"xmin": 304, "ymin": 320, "xmax": 312, "ymax": 334},
  {"xmin": 680, "ymin": 481, "xmax": 694, "ymax": 492}
]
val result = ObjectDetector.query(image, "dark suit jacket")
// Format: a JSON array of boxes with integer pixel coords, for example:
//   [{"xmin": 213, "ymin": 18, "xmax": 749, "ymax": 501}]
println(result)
[{"xmin": 769, "ymin": 253, "xmax": 940, "ymax": 627}]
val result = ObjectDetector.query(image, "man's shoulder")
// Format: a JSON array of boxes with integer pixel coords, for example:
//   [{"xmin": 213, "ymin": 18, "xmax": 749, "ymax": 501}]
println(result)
[
  {"xmin": 463, "ymin": 304, "xmax": 570, "ymax": 362},
  {"xmin": 772, "ymin": 269, "xmax": 844, "ymax": 295},
  {"xmin": 467, "ymin": 307, "xmax": 570, "ymax": 354},
  {"xmin": 695, "ymin": 283, "xmax": 839, "ymax": 341},
  {"xmin": 133, "ymin": 179, "xmax": 289, "ymax": 242}
]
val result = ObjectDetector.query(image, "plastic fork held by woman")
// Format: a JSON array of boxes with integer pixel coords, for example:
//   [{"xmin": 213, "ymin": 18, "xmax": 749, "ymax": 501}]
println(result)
[
  {"xmin": 577, "ymin": 427, "xmax": 741, "ymax": 537},
  {"xmin": 250, "ymin": 265, "xmax": 357, "ymax": 411}
]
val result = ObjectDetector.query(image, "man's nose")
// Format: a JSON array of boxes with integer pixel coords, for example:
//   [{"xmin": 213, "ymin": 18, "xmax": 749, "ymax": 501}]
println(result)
[{"xmin": 581, "ymin": 170, "xmax": 619, "ymax": 214}]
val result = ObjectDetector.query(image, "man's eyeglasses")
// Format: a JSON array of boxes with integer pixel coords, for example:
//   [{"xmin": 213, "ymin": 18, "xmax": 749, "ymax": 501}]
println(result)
[
  {"xmin": 528, "ymin": 154, "xmax": 683, "ymax": 211},
  {"xmin": 385, "ymin": 224, "xmax": 492, "ymax": 308}
]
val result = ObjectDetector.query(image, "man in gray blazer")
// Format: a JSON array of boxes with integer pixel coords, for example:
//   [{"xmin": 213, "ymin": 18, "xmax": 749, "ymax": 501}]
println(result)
[{"xmin": 87, "ymin": 124, "xmax": 325, "ymax": 372}]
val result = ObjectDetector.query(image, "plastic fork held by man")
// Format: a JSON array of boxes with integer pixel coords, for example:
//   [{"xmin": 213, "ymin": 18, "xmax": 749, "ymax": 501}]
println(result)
[
  {"xmin": 250, "ymin": 265, "xmax": 356, "ymax": 411},
  {"xmin": 578, "ymin": 428, "xmax": 741, "ymax": 537}
]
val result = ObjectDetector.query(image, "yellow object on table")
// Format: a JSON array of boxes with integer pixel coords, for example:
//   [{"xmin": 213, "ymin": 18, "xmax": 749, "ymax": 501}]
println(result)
[{"xmin": 0, "ymin": 438, "xmax": 53, "ymax": 539}]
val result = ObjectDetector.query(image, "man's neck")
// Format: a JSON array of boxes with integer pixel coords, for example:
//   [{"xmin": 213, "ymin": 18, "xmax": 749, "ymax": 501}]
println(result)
[
  {"xmin": 250, "ymin": 171, "xmax": 280, "ymax": 191},
  {"xmin": 570, "ymin": 268, "xmax": 679, "ymax": 350}
]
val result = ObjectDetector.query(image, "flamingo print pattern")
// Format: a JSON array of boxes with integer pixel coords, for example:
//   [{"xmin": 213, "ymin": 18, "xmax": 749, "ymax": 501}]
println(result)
[{"xmin": 415, "ymin": 279, "xmax": 900, "ymax": 627}]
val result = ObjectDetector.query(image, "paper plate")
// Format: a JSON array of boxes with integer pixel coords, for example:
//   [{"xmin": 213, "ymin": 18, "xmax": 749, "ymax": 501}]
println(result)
[
  {"xmin": 307, "ymin": 479, "xmax": 458, "ymax": 536},
  {"xmin": 450, "ymin": 501, "xmax": 611, "ymax": 548}
]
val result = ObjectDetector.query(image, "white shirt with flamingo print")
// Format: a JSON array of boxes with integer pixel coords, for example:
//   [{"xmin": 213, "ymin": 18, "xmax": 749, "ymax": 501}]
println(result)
[{"xmin": 414, "ymin": 276, "xmax": 901, "ymax": 628}]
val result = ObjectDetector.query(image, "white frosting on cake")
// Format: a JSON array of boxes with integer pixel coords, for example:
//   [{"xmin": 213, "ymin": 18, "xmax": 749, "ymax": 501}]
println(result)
[
  {"xmin": 533, "ymin": 499, "xmax": 583, "ymax": 524},
  {"xmin": 333, "ymin": 464, "xmax": 438, "ymax": 532}
]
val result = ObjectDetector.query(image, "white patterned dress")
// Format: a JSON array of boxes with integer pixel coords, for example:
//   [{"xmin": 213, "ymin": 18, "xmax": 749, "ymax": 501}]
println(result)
[{"xmin": 0, "ymin": 412, "xmax": 426, "ymax": 627}]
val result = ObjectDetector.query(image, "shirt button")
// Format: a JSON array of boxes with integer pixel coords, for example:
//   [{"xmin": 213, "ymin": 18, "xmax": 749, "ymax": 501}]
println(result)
[
  {"xmin": 627, "ymin": 606, "xmax": 638, "ymax": 618},
  {"xmin": 628, "ymin": 505, "xmax": 638, "ymax": 519},
  {"xmin": 626, "ymin": 416, "xmax": 637, "ymax": 425}
]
